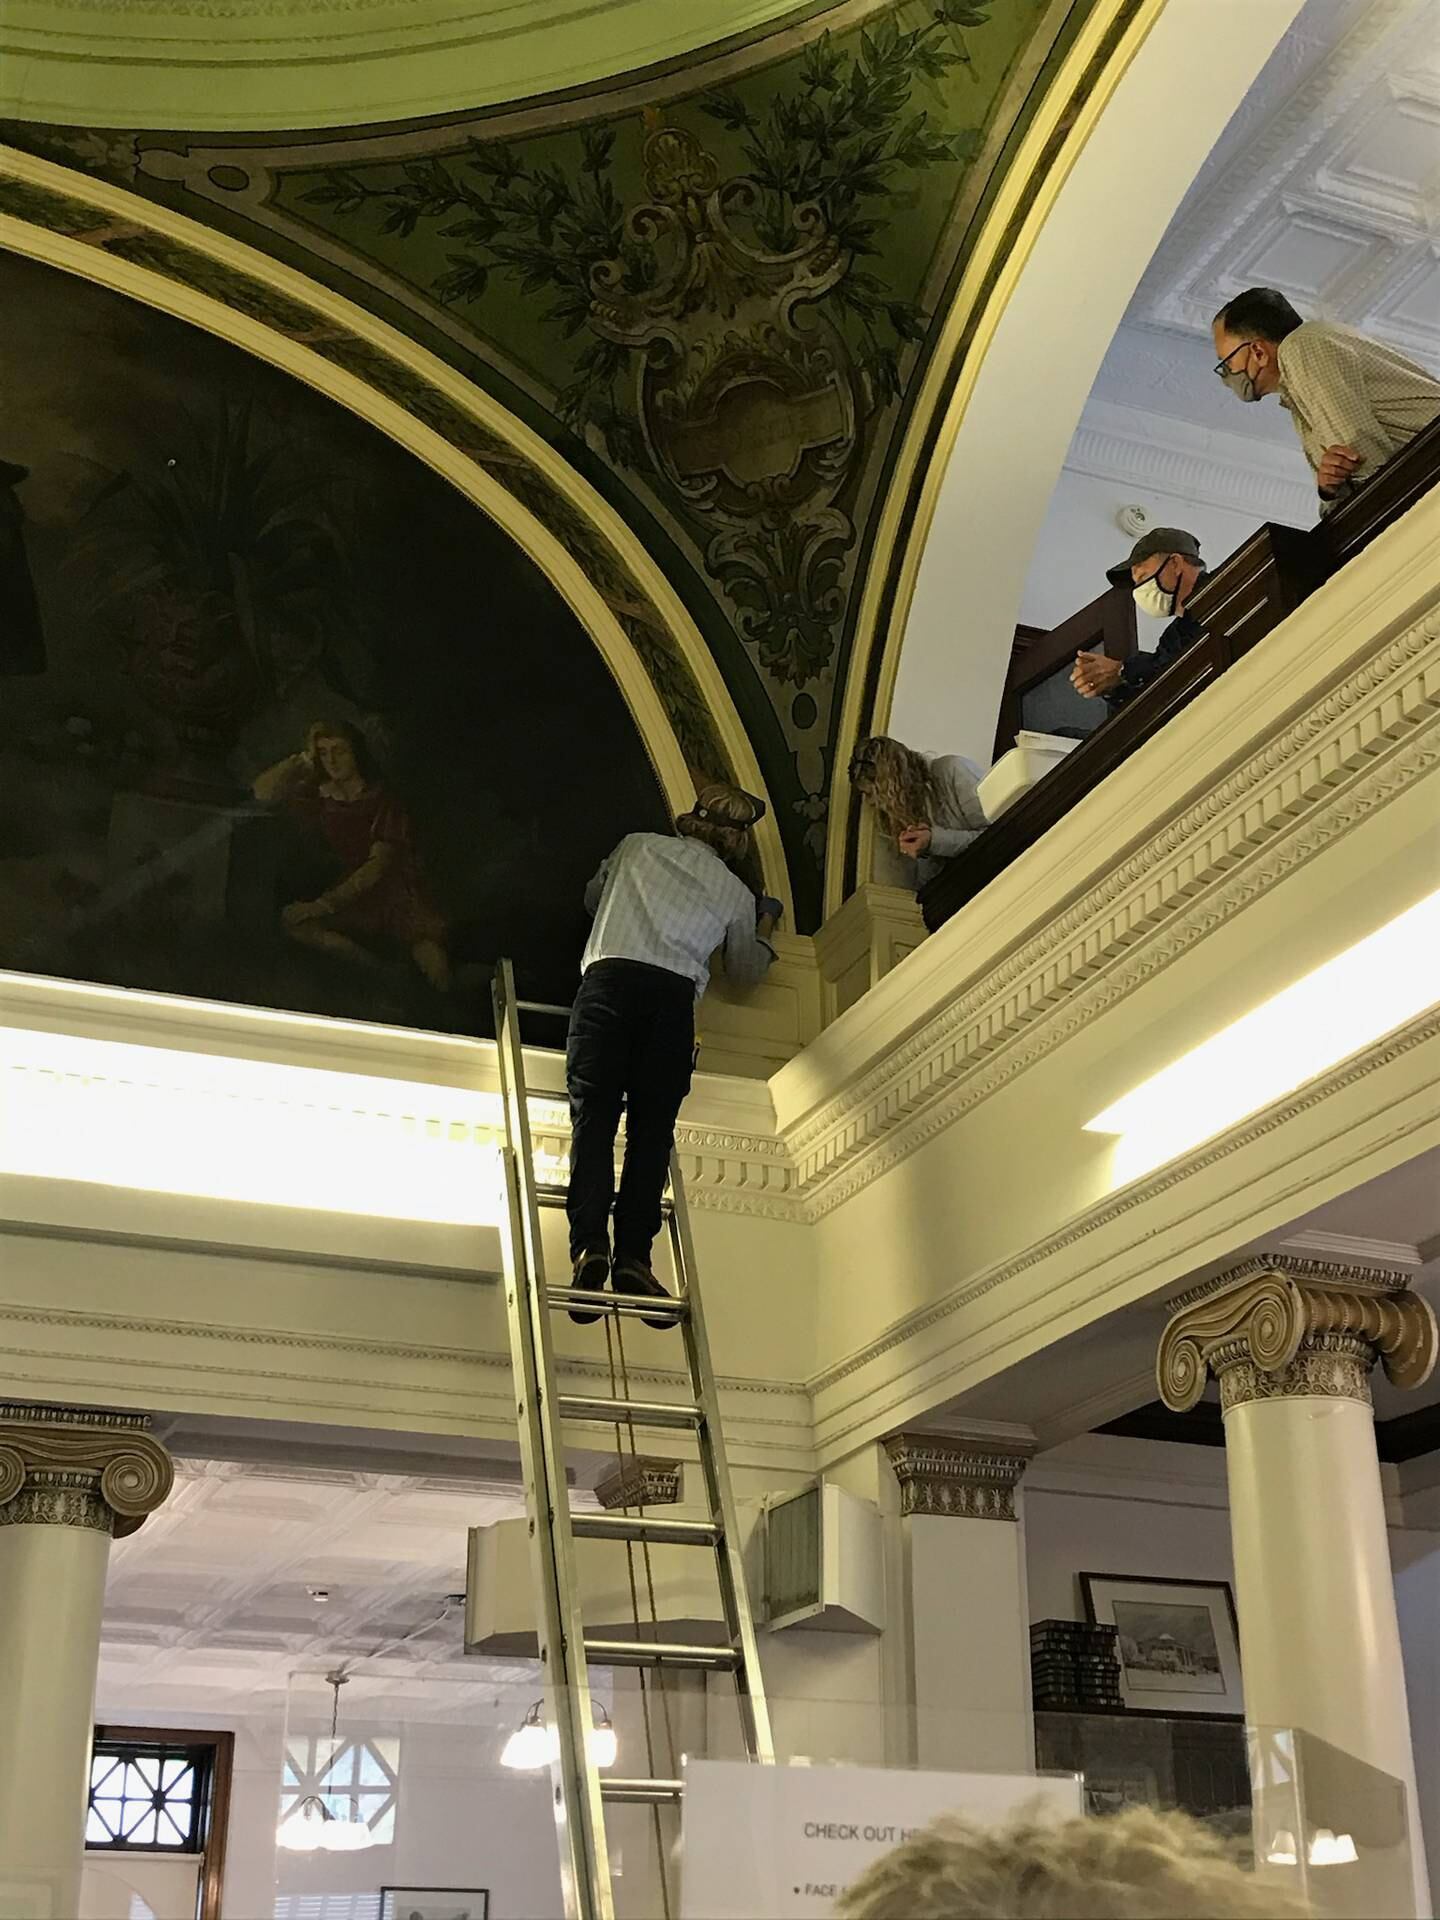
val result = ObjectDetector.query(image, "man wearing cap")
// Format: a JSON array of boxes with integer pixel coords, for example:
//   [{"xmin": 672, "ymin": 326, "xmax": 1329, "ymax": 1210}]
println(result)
[
  {"xmin": 1071, "ymin": 528, "xmax": 1208, "ymax": 710},
  {"xmin": 565, "ymin": 783, "xmax": 782, "ymax": 1322}
]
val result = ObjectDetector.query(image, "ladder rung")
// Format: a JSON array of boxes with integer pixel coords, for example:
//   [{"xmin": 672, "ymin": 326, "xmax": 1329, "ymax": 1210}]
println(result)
[
  {"xmin": 571, "ymin": 1512, "xmax": 721, "ymax": 1547},
  {"xmin": 585, "ymin": 1637, "xmax": 740, "ymax": 1671},
  {"xmin": 601, "ymin": 1777, "xmax": 683, "ymax": 1805},
  {"xmin": 558, "ymin": 1393, "xmax": 701, "ymax": 1430},
  {"xmin": 535, "ymin": 1183, "xmax": 675, "ymax": 1218},
  {"xmin": 546, "ymin": 1286, "xmax": 688, "ymax": 1323}
]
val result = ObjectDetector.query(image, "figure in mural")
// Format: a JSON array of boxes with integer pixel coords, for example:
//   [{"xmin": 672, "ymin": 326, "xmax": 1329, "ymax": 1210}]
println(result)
[
  {"xmin": 0, "ymin": 459, "xmax": 46, "ymax": 678},
  {"xmin": 253, "ymin": 720, "xmax": 451, "ymax": 990}
]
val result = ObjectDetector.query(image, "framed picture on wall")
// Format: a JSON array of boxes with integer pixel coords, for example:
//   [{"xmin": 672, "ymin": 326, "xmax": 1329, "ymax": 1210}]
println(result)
[
  {"xmin": 1081, "ymin": 1573, "xmax": 1243, "ymax": 1717},
  {"xmin": 380, "ymin": 1890, "xmax": 489, "ymax": 1920}
]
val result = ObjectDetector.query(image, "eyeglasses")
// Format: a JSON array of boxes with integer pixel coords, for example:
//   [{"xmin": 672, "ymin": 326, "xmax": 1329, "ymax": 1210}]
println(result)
[{"xmin": 1213, "ymin": 342, "xmax": 1250, "ymax": 379}]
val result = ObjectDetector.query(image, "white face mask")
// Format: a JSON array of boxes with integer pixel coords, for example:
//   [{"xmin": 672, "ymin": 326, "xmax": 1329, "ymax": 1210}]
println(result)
[{"xmin": 1133, "ymin": 561, "xmax": 1178, "ymax": 619}]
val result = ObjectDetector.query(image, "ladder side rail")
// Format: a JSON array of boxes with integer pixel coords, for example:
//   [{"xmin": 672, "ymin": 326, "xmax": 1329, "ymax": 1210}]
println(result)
[
  {"xmin": 493, "ymin": 962, "xmax": 615, "ymax": 1918},
  {"xmin": 666, "ymin": 1152, "xmax": 776, "ymax": 1766},
  {"xmin": 493, "ymin": 1149, "xmax": 594, "ymax": 1919}
]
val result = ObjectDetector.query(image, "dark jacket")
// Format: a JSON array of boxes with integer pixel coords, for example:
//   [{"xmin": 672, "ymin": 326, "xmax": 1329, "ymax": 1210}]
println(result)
[{"xmin": 1104, "ymin": 573, "xmax": 1209, "ymax": 712}]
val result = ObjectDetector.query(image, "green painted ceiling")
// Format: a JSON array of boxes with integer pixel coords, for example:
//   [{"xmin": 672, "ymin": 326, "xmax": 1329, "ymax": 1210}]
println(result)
[
  {"xmin": 0, "ymin": 0, "xmax": 826, "ymax": 130},
  {"xmin": 1, "ymin": 0, "xmax": 1109, "ymax": 926}
]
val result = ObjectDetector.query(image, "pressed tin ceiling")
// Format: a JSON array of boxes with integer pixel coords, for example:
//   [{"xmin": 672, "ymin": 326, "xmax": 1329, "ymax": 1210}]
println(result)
[{"xmin": 0, "ymin": 0, "xmax": 1118, "ymax": 929}]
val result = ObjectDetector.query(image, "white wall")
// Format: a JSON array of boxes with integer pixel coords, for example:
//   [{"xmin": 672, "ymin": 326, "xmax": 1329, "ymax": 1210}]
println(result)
[
  {"xmin": 1025, "ymin": 1481, "xmax": 1239, "ymax": 1617},
  {"xmin": 1017, "ymin": 467, "xmax": 1287, "ymax": 641},
  {"xmin": 81, "ymin": 1856, "xmax": 200, "ymax": 1920},
  {"xmin": 90, "ymin": 1696, "xmax": 564, "ymax": 1920},
  {"xmin": 1393, "ymin": 1526, "xmax": 1440, "ymax": 1913}
]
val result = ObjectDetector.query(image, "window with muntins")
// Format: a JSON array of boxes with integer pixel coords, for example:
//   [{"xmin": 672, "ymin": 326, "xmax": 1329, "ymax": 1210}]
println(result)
[{"xmin": 86, "ymin": 1739, "xmax": 212, "ymax": 1851}]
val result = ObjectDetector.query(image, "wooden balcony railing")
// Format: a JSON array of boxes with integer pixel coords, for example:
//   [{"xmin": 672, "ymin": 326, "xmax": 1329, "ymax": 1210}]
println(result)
[{"xmin": 920, "ymin": 414, "xmax": 1440, "ymax": 933}]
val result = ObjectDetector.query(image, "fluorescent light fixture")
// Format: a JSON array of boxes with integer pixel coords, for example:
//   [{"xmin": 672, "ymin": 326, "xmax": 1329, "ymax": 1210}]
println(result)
[
  {"xmin": 0, "ymin": 1025, "xmax": 507, "ymax": 1223},
  {"xmin": 1085, "ymin": 889, "xmax": 1440, "ymax": 1183}
]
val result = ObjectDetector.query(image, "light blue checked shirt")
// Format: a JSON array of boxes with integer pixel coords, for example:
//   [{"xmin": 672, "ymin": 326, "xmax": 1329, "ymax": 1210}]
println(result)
[{"xmin": 581, "ymin": 833, "xmax": 776, "ymax": 999}]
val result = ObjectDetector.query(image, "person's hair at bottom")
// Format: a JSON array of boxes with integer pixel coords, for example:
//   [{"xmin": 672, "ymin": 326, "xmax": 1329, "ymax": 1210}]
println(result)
[{"xmin": 836, "ymin": 1807, "xmax": 1310, "ymax": 1919}]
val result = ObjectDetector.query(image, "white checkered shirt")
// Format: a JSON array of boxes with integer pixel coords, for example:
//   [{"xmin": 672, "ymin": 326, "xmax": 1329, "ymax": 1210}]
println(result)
[
  {"xmin": 1277, "ymin": 321, "xmax": 1440, "ymax": 510},
  {"xmin": 581, "ymin": 833, "xmax": 775, "ymax": 998}
]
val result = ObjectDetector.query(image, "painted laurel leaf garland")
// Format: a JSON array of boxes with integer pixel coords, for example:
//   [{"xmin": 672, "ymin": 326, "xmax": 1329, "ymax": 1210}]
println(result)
[{"xmin": 302, "ymin": 3, "xmax": 994, "ymax": 688}]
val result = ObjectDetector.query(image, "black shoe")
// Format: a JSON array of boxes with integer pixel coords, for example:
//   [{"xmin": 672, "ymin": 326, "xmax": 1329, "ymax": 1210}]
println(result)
[
  {"xmin": 569, "ymin": 1247, "xmax": 610, "ymax": 1324},
  {"xmin": 612, "ymin": 1256, "xmax": 676, "ymax": 1330}
]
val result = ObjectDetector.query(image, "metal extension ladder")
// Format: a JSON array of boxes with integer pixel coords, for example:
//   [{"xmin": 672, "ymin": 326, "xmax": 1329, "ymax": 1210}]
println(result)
[{"xmin": 491, "ymin": 959, "xmax": 774, "ymax": 1920}]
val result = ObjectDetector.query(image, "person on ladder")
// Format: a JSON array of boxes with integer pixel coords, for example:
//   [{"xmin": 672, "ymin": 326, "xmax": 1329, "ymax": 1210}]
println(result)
[{"xmin": 567, "ymin": 783, "xmax": 782, "ymax": 1323}]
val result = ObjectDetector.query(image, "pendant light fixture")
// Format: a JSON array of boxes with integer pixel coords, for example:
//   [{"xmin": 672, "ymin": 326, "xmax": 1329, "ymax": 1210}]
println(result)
[
  {"xmin": 500, "ymin": 1698, "xmax": 616, "ymax": 1771},
  {"xmin": 276, "ymin": 1672, "xmax": 376, "ymax": 1852}
]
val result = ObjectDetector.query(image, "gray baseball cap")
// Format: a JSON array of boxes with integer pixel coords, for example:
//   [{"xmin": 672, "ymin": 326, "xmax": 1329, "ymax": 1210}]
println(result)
[{"xmin": 1106, "ymin": 526, "xmax": 1202, "ymax": 586}]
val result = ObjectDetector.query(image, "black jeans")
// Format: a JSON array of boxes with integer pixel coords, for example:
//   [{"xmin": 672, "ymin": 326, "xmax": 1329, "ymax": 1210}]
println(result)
[{"xmin": 565, "ymin": 959, "xmax": 695, "ymax": 1266}]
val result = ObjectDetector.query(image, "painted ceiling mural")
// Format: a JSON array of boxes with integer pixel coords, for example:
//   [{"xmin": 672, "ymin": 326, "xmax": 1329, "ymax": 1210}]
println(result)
[
  {"xmin": 0, "ymin": 249, "xmax": 669, "ymax": 1034},
  {"xmin": 1, "ymin": 0, "xmax": 1101, "ymax": 929}
]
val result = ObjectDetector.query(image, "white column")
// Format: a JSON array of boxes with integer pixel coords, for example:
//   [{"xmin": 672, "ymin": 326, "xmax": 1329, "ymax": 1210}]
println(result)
[
  {"xmin": 1159, "ymin": 1258, "xmax": 1437, "ymax": 1914},
  {"xmin": 885, "ymin": 1430, "xmax": 1035, "ymax": 1774},
  {"xmin": 0, "ymin": 1405, "xmax": 174, "ymax": 1920}
]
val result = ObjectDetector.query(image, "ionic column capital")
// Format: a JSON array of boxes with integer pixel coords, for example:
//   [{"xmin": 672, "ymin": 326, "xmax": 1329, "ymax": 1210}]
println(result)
[
  {"xmin": 0, "ymin": 1404, "xmax": 174, "ymax": 1536},
  {"xmin": 1157, "ymin": 1258, "xmax": 1437, "ymax": 1413},
  {"xmin": 885, "ymin": 1430, "xmax": 1034, "ymax": 1521}
]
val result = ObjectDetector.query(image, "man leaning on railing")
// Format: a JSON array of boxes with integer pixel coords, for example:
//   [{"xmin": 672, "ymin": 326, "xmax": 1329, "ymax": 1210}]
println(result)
[
  {"xmin": 1211, "ymin": 288, "xmax": 1440, "ymax": 513},
  {"xmin": 1070, "ymin": 529, "xmax": 1209, "ymax": 711}
]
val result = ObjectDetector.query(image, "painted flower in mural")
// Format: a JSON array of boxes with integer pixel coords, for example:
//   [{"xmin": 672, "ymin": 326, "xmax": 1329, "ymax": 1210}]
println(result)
[{"xmin": 302, "ymin": 3, "xmax": 992, "ymax": 689}]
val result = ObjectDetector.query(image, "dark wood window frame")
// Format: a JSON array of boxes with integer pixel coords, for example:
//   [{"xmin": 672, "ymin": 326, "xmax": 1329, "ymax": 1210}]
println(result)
[{"xmin": 88, "ymin": 1726, "xmax": 234, "ymax": 1920}]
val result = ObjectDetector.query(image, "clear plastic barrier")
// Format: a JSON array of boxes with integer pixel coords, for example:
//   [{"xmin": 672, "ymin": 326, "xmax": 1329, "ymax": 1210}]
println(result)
[{"xmin": 1249, "ymin": 1726, "xmax": 1416, "ymax": 1920}]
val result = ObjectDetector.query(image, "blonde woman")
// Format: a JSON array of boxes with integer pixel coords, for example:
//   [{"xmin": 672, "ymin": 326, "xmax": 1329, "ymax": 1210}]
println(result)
[{"xmin": 848, "ymin": 735, "xmax": 987, "ymax": 890}]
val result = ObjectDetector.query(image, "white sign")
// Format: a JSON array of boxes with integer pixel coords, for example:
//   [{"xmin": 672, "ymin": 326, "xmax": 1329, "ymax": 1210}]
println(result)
[{"xmin": 680, "ymin": 1758, "xmax": 1082, "ymax": 1918}]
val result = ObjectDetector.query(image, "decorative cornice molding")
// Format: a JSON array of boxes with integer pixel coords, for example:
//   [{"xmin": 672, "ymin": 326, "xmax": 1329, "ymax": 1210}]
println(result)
[
  {"xmin": 884, "ymin": 1431, "xmax": 1032, "ymax": 1521},
  {"xmin": 595, "ymin": 1457, "xmax": 682, "ymax": 1510},
  {"xmin": 1279, "ymin": 1228, "xmax": 1424, "ymax": 1270},
  {"xmin": 1065, "ymin": 403, "xmax": 1316, "ymax": 528},
  {"xmin": 784, "ymin": 602, "xmax": 1440, "ymax": 1217},
  {"xmin": 1157, "ymin": 1259, "xmax": 1438, "ymax": 1413},
  {"xmin": 0, "ymin": 1403, "xmax": 173, "ymax": 1535},
  {"xmin": 809, "ymin": 1001, "xmax": 1440, "ymax": 1409}
]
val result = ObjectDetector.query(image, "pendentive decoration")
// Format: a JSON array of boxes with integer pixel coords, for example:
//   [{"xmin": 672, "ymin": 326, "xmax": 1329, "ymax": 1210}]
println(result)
[
  {"xmin": 0, "ymin": 1403, "xmax": 174, "ymax": 1535},
  {"xmin": 884, "ymin": 1432, "xmax": 1032, "ymax": 1522},
  {"xmin": 1157, "ymin": 1257, "xmax": 1438, "ymax": 1413}
]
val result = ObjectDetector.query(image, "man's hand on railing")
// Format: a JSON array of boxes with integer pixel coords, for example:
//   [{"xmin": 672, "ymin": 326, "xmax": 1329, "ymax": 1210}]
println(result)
[
  {"xmin": 1317, "ymin": 443, "xmax": 1364, "ymax": 498},
  {"xmin": 1071, "ymin": 649, "xmax": 1124, "ymax": 699}
]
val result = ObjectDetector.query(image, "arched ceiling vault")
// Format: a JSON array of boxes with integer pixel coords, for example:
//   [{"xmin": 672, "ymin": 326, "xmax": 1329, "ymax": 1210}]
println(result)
[
  {"xmin": 0, "ymin": 0, "xmax": 826, "ymax": 131},
  {"xmin": 1, "ymin": 0, "xmax": 1147, "ymax": 928}
]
